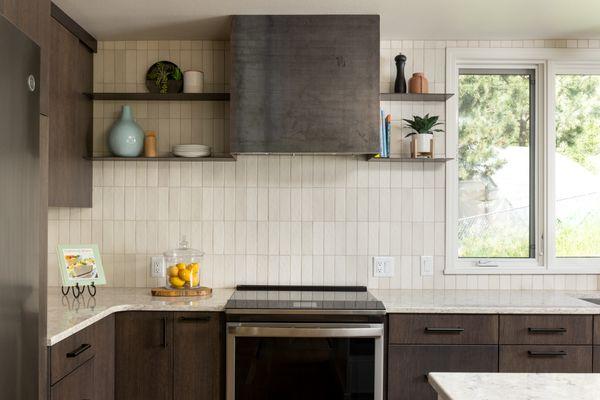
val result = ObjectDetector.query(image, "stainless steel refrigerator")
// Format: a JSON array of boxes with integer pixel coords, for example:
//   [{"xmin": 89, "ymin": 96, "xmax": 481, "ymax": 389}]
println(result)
[{"xmin": 0, "ymin": 14, "xmax": 44, "ymax": 400}]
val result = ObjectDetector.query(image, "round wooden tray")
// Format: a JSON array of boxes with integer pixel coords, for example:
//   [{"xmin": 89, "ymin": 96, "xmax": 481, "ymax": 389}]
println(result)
[{"xmin": 151, "ymin": 286, "xmax": 212, "ymax": 297}]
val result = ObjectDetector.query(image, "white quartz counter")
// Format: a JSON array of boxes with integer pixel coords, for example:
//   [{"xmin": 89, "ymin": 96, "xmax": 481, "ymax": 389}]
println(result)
[
  {"xmin": 372, "ymin": 289, "xmax": 600, "ymax": 314},
  {"xmin": 48, "ymin": 288, "xmax": 600, "ymax": 346},
  {"xmin": 47, "ymin": 287, "xmax": 234, "ymax": 345},
  {"xmin": 428, "ymin": 372, "xmax": 600, "ymax": 400}
]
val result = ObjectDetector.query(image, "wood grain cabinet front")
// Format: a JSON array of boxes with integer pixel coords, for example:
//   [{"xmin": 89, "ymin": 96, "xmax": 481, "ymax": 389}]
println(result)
[
  {"xmin": 499, "ymin": 315, "xmax": 593, "ymax": 345},
  {"xmin": 388, "ymin": 345, "xmax": 498, "ymax": 400},
  {"xmin": 50, "ymin": 358, "xmax": 95, "ymax": 400},
  {"xmin": 115, "ymin": 312, "xmax": 174, "ymax": 400},
  {"xmin": 388, "ymin": 314, "xmax": 498, "ymax": 345},
  {"xmin": 499, "ymin": 345, "xmax": 592, "ymax": 373}
]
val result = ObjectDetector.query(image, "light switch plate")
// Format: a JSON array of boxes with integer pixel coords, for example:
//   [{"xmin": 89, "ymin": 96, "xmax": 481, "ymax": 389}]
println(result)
[
  {"xmin": 373, "ymin": 256, "xmax": 394, "ymax": 277},
  {"xmin": 151, "ymin": 256, "xmax": 165, "ymax": 278},
  {"xmin": 420, "ymin": 255, "xmax": 434, "ymax": 276}
]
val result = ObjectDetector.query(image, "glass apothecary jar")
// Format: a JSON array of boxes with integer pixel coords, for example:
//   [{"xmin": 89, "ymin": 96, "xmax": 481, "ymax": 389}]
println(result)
[{"xmin": 164, "ymin": 237, "xmax": 203, "ymax": 289}]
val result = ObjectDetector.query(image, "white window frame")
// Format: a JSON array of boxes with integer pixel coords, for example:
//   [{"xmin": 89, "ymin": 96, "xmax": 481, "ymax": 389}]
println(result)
[{"xmin": 446, "ymin": 48, "xmax": 600, "ymax": 274}]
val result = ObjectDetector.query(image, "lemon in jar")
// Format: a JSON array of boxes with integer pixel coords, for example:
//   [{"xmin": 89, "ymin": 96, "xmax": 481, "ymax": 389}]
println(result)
[
  {"xmin": 169, "ymin": 276, "xmax": 185, "ymax": 288},
  {"xmin": 187, "ymin": 262, "xmax": 199, "ymax": 273},
  {"xmin": 176, "ymin": 262, "xmax": 187, "ymax": 270},
  {"xmin": 178, "ymin": 268, "xmax": 191, "ymax": 282},
  {"xmin": 167, "ymin": 265, "xmax": 179, "ymax": 277}
]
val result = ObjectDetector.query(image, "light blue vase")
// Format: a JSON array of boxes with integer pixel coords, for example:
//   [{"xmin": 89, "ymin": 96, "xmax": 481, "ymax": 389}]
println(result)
[{"xmin": 108, "ymin": 105, "xmax": 144, "ymax": 157}]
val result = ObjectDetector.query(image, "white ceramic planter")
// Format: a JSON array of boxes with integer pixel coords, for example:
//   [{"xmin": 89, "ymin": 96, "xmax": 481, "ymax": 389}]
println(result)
[
  {"xmin": 183, "ymin": 70, "xmax": 204, "ymax": 93},
  {"xmin": 416, "ymin": 133, "xmax": 434, "ymax": 153}
]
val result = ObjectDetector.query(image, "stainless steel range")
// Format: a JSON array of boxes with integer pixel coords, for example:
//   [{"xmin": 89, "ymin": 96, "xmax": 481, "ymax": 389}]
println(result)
[{"xmin": 225, "ymin": 285, "xmax": 385, "ymax": 400}]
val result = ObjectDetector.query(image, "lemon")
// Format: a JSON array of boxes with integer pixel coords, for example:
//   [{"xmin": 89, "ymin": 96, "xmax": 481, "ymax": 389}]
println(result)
[
  {"xmin": 191, "ymin": 274, "xmax": 199, "ymax": 287},
  {"xmin": 187, "ymin": 262, "xmax": 199, "ymax": 273},
  {"xmin": 169, "ymin": 276, "xmax": 185, "ymax": 288},
  {"xmin": 176, "ymin": 262, "xmax": 187, "ymax": 270},
  {"xmin": 178, "ymin": 268, "xmax": 191, "ymax": 282},
  {"xmin": 167, "ymin": 265, "xmax": 179, "ymax": 277}
]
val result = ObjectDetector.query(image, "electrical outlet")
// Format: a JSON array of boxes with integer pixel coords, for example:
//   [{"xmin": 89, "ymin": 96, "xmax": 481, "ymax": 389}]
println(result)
[
  {"xmin": 420, "ymin": 255, "xmax": 434, "ymax": 276},
  {"xmin": 373, "ymin": 256, "xmax": 394, "ymax": 277},
  {"xmin": 151, "ymin": 256, "xmax": 165, "ymax": 278}
]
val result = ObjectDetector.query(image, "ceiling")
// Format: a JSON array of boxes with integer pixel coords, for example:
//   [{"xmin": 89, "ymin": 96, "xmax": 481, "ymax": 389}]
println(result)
[{"xmin": 53, "ymin": 0, "xmax": 600, "ymax": 41}]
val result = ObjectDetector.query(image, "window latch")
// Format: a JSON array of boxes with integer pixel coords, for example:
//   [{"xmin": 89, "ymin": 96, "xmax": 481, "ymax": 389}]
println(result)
[{"xmin": 476, "ymin": 260, "xmax": 499, "ymax": 268}]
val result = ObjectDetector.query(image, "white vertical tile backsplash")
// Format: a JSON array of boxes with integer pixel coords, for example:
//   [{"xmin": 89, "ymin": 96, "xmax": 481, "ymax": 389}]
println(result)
[{"xmin": 47, "ymin": 39, "xmax": 600, "ymax": 290}]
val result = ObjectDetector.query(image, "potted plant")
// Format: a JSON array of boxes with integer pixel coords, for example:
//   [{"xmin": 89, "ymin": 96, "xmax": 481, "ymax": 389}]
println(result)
[
  {"xmin": 146, "ymin": 61, "xmax": 184, "ymax": 94},
  {"xmin": 403, "ymin": 114, "xmax": 444, "ymax": 157}
]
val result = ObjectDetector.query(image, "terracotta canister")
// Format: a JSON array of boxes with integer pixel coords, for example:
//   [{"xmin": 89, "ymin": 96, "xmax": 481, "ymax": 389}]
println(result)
[
  {"xmin": 409, "ymin": 73, "xmax": 429, "ymax": 94},
  {"xmin": 144, "ymin": 131, "xmax": 157, "ymax": 157}
]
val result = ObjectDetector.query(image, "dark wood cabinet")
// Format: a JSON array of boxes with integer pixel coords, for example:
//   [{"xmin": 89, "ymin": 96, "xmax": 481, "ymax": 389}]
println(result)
[
  {"xmin": 50, "ymin": 358, "xmax": 95, "ymax": 400},
  {"xmin": 49, "ymin": 314, "xmax": 115, "ymax": 399},
  {"xmin": 48, "ymin": 12, "xmax": 93, "ymax": 207},
  {"xmin": 116, "ymin": 312, "xmax": 174, "ymax": 400},
  {"xmin": 388, "ymin": 345, "xmax": 498, "ymax": 400},
  {"xmin": 115, "ymin": 311, "xmax": 224, "ymax": 400},
  {"xmin": 0, "ymin": 0, "xmax": 50, "ymax": 115},
  {"xmin": 499, "ymin": 345, "xmax": 592, "ymax": 372},
  {"xmin": 174, "ymin": 312, "xmax": 224, "ymax": 400},
  {"xmin": 499, "ymin": 315, "xmax": 593, "ymax": 345}
]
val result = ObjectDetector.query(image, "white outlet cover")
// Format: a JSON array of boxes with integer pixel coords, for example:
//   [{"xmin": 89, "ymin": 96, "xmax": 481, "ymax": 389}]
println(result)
[
  {"xmin": 151, "ymin": 256, "xmax": 165, "ymax": 278},
  {"xmin": 420, "ymin": 255, "xmax": 434, "ymax": 276},
  {"xmin": 373, "ymin": 256, "xmax": 394, "ymax": 277}
]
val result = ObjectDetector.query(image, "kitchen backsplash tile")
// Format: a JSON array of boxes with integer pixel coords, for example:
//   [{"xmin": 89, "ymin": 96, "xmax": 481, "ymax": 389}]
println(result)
[{"xmin": 48, "ymin": 39, "xmax": 600, "ymax": 290}]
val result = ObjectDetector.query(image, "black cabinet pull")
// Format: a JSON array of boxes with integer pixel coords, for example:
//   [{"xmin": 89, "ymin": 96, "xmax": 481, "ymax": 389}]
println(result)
[
  {"xmin": 528, "ymin": 327, "xmax": 567, "ymax": 334},
  {"xmin": 424, "ymin": 327, "xmax": 464, "ymax": 334},
  {"xmin": 66, "ymin": 343, "xmax": 91, "ymax": 358},
  {"xmin": 527, "ymin": 350, "xmax": 567, "ymax": 357},
  {"xmin": 178, "ymin": 316, "xmax": 211, "ymax": 323},
  {"xmin": 161, "ymin": 317, "xmax": 167, "ymax": 348}
]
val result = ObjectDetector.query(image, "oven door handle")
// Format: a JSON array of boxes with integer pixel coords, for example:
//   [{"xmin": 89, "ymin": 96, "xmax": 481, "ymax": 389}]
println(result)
[{"xmin": 228, "ymin": 324, "xmax": 384, "ymax": 338}]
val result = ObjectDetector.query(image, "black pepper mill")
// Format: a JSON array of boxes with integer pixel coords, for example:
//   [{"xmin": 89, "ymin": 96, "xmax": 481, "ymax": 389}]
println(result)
[{"xmin": 394, "ymin": 53, "xmax": 407, "ymax": 93}]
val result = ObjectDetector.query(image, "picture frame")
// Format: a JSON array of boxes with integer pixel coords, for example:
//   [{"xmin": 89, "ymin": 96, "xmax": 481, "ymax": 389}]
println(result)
[{"xmin": 57, "ymin": 244, "xmax": 106, "ymax": 287}]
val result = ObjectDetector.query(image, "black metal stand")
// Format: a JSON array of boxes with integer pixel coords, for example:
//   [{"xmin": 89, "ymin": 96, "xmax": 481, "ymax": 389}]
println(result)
[{"xmin": 61, "ymin": 282, "xmax": 96, "ymax": 299}]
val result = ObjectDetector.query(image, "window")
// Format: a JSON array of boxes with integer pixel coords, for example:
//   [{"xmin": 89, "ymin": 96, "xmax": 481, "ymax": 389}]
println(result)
[
  {"xmin": 458, "ymin": 70, "xmax": 535, "ymax": 260},
  {"xmin": 446, "ymin": 48, "xmax": 600, "ymax": 273},
  {"xmin": 554, "ymin": 73, "xmax": 600, "ymax": 258}
]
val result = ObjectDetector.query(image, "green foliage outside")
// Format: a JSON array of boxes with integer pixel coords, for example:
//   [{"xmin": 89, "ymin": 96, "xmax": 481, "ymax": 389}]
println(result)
[{"xmin": 458, "ymin": 74, "xmax": 600, "ymax": 258}]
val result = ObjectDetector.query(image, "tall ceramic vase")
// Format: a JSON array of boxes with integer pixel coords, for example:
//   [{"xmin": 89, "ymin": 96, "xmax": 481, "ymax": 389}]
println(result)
[{"xmin": 108, "ymin": 105, "xmax": 144, "ymax": 157}]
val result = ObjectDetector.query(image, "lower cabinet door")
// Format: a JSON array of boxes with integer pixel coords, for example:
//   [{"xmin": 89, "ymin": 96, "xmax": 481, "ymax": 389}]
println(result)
[
  {"xmin": 388, "ymin": 345, "xmax": 498, "ymax": 400},
  {"xmin": 499, "ymin": 345, "xmax": 592, "ymax": 372},
  {"xmin": 51, "ymin": 358, "xmax": 94, "ymax": 400},
  {"xmin": 595, "ymin": 347, "xmax": 600, "ymax": 372},
  {"xmin": 173, "ymin": 312, "xmax": 223, "ymax": 400},
  {"xmin": 115, "ymin": 312, "xmax": 173, "ymax": 400}
]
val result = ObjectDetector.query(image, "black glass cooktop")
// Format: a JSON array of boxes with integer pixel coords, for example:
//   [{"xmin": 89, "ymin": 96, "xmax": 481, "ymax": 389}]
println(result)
[{"xmin": 225, "ymin": 285, "xmax": 385, "ymax": 311}]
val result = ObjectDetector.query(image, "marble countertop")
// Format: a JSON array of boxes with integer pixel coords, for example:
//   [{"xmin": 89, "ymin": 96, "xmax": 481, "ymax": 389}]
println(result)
[
  {"xmin": 428, "ymin": 372, "xmax": 600, "ymax": 400},
  {"xmin": 371, "ymin": 289, "xmax": 600, "ymax": 314},
  {"xmin": 47, "ymin": 287, "xmax": 234, "ymax": 345},
  {"xmin": 47, "ymin": 287, "xmax": 600, "ymax": 345}
]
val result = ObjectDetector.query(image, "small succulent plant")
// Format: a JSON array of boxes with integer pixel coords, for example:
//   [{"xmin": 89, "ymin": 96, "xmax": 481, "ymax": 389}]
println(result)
[{"xmin": 403, "ymin": 114, "xmax": 444, "ymax": 137}]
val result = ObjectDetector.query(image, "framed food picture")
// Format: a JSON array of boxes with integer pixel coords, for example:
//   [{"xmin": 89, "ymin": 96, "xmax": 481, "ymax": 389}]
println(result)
[{"xmin": 57, "ymin": 244, "xmax": 106, "ymax": 286}]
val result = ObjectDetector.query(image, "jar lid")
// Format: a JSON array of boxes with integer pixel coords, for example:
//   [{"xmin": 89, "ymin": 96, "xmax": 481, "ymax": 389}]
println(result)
[{"xmin": 163, "ymin": 236, "xmax": 204, "ymax": 258}]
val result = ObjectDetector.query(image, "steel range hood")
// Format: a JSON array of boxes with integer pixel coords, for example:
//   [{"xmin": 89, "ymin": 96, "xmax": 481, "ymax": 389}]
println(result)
[{"xmin": 230, "ymin": 15, "xmax": 380, "ymax": 155}]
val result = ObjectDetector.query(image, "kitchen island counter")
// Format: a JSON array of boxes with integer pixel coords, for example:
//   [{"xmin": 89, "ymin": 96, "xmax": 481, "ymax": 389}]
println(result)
[{"xmin": 428, "ymin": 372, "xmax": 600, "ymax": 400}]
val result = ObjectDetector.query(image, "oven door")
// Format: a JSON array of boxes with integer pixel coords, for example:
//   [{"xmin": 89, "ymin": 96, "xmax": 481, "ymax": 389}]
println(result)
[{"xmin": 226, "ymin": 322, "xmax": 384, "ymax": 400}]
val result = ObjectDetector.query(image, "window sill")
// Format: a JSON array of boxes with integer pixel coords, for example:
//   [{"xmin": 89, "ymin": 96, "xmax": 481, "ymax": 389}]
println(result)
[{"xmin": 445, "ymin": 265, "xmax": 600, "ymax": 275}]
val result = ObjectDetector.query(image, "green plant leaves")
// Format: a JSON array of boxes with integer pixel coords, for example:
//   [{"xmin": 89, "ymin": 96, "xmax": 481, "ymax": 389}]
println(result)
[{"xmin": 403, "ymin": 113, "xmax": 445, "ymax": 137}]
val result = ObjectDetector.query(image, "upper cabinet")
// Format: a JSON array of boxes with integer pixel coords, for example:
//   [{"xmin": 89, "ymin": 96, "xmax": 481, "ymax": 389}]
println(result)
[
  {"xmin": 230, "ymin": 15, "xmax": 380, "ymax": 154},
  {"xmin": 48, "ymin": 4, "xmax": 95, "ymax": 207},
  {"xmin": 0, "ymin": 0, "xmax": 50, "ymax": 115}
]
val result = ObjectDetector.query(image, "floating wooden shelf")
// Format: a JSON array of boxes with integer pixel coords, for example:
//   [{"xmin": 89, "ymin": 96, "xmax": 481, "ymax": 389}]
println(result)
[
  {"xmin": 86, "ymin": 92, "xmax": 230, "ymax": 101},
  {"xmin": 379, "ymin": 93, "xmax": 454, "ymax": 101},
  {"xmin": 366, "ymin": 156, "xmax": 453, "ymax": 162},
  {"xmin": 86, "ymin": 154, "xmax": 236, "ymax": 162}
]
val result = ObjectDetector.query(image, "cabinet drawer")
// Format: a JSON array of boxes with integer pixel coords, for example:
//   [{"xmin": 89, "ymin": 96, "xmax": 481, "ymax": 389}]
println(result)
[
  {"xmin": 499, "ymin": 315, "xmax": 592, "ymax": 345},
  {"xmin": 389, "ymin": 314, "xmax": 498, "ymax": 344},
  {"xmin": 51, "ymin": 358, "xmax": 94, "ymax": 400},
  {"xmin": 499, "ymin": 345, "xmax": 592, "ymax": 372},
  {"xmin": 388, "ymin": 345, "xmax": 498, "ymax": 400},
  {"xmin": 50, "ymin": 325, "xmax": 96, "ymax": 384},
  {"xmin": 594, "ymin": 316, "xmax": 600, "ymax": 344}
]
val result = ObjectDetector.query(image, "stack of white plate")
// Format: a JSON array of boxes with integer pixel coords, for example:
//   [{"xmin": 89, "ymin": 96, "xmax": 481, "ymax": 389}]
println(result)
[{"xmin": 172, "ymin": 144, "xmax": 211, "ymax": 158}]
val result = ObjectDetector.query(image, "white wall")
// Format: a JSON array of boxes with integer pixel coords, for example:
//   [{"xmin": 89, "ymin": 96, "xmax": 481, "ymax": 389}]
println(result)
[{"xmin": 48, "ymin": 39, "xmax": 600, "ymax": 290}]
